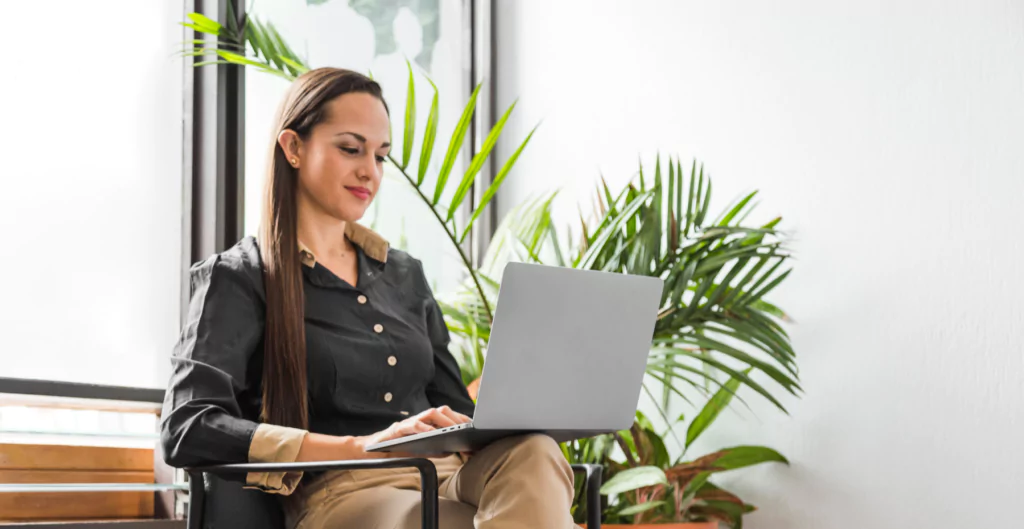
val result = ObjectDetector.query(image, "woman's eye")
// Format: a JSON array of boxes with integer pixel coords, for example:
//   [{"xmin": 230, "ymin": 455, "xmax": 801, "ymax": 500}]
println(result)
[
  {"xmin": 376, "ymin": 155, "xmax": 386, "ymax": 163},
  {"xmin": 340, "ymin": 146, "xmax": 359, "ymax": 155}
]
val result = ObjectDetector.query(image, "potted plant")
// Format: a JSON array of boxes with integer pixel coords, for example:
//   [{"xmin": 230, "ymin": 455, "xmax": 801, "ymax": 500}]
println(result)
[{"xmin": 582, "ymin": 373, "xmax": 787, "ymax": 528}]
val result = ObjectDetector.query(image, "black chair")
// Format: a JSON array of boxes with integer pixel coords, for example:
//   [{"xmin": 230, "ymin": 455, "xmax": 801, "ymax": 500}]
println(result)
[{"xmin": 186, "ymin": 459, "xmax": 602, "ymax": 529}]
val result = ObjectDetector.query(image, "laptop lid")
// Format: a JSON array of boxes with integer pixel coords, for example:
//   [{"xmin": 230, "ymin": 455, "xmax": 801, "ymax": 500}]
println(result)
[{"xmin": 471, "ymin": 262, "xmax": 664, "ymax": 432}]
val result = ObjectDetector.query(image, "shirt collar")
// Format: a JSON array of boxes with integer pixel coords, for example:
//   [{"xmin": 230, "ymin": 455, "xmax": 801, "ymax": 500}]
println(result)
[{"xmin": 298, "ymin": 222, "xmax": 389, "ymax": 268}]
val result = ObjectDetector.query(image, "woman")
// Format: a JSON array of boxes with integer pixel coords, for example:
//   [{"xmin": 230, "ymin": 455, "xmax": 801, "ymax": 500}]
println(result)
[{"xmin": 161, "ymin": 68, "xmax": 575, "ymax": 529}]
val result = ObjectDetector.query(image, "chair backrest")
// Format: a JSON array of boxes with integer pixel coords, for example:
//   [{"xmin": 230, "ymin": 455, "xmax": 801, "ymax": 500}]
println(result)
[{"xmin": 201, "ymin": 474, "xmax": 284, "ymax": 529}]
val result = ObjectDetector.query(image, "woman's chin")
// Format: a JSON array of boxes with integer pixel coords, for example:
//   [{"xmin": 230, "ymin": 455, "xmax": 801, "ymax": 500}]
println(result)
[{"xmin": 334, "ymin": 204, "xmax": 370, "ymax": 224}]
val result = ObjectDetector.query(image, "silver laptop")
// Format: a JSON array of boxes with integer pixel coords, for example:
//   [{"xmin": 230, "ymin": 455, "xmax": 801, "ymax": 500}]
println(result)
[{"xmin": 366, "ymin": 261, "xmax": 664, "ymax": 454}]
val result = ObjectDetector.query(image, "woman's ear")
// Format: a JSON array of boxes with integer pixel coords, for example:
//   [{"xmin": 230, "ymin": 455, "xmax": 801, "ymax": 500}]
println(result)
[{"xmin": 277, "ymin": 129, "xmax": 303, "ymax": 168}]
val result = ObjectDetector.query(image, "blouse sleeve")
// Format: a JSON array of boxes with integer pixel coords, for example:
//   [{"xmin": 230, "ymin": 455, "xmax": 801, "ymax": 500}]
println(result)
[
  {"xmin": 417, "ymin": 261, "xmax": 477, "ymax": 417},
  {"xmin": 160, "ymin": 251, "xmax": 307, "ymax": 495}
]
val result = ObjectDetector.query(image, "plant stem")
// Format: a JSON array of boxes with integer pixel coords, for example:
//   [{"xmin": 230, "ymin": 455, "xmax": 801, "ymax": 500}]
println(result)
[{"xmin": 388, "ymin": 156, "xmax": 494, "ymax": 322}]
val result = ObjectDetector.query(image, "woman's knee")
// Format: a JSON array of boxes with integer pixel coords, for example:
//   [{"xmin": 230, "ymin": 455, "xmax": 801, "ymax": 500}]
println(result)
[
  {"xmin": 503, "ymin": 434, "xmax": 572, "ymax": 476},
  {"xmin": 505, "ymin": 433, "xmax": 562, "ymax": 457}
]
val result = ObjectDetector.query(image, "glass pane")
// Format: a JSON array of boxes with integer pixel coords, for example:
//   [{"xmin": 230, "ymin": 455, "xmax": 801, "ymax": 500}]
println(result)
[
  {"xmin": 0, "ymin": 404, "xmax": 159, "ymax": 448},
  {"xmin": 244, "ymin": 0, "xmax": 470, "ymax": 296},
  {"xmin": 0, "ymin": 1, "xmax": 183, "ymax": 388}
]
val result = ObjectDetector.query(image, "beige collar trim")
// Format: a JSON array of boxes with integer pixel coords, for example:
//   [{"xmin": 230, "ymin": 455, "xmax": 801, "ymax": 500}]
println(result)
[{"xmin": 298, "ymin": 222, "xmax": 389, "ymax": 268}]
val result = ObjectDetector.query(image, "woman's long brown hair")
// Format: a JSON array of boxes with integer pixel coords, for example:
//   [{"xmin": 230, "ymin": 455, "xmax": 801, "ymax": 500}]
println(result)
[{"xmin": 259, "ymin": 68, "xmax": 386, "ymax": 429}]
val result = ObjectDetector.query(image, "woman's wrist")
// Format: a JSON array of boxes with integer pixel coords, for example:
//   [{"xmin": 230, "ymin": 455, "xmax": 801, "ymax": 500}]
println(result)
[
  {"xmin": 296, "ymin": 432, "xmax": 368, "ymax": 462},
  {"xmin": 339, "ymin": 435, "xmax": 370, "ymax": 460}
]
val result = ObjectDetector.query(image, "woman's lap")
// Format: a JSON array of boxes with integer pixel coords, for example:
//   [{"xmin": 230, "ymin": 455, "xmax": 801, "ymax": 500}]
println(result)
[
  {"xmin": 297, "ymin": 486, "xmax": 476, "ymax": 529},
  {"xmin": 288, "ymin": 454, "xmax": 470, "ymax": 529}
]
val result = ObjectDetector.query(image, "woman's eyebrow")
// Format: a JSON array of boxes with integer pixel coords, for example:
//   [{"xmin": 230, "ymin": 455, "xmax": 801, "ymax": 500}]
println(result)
[{"xmin": 335, "ymin": 131, "xmax": 390, "ymax": 149}]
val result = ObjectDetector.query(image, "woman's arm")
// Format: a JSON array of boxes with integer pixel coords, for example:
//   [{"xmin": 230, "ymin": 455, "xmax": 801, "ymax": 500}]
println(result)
[
  {"xmin": 162, "ymin": 245, "xmax": 313, "ymax": 495},
  {"xmin": 161, "ymin": 251, "xmax": 266, "ymax": 468},
  {"xmin": 416, "ymin": 261, "xmax": 477, "ymax": 417}
]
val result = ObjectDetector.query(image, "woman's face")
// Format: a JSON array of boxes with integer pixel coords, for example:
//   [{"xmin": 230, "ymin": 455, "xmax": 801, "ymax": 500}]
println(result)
[{"xmin": 285, "ymin": 92, "xmax": 391, "ymax": 223}]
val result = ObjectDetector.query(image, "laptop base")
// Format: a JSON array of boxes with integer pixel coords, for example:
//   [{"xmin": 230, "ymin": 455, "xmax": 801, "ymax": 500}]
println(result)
[{"xmin": 366, "ymin": 428, "xmax": 611, "ymax": 454}]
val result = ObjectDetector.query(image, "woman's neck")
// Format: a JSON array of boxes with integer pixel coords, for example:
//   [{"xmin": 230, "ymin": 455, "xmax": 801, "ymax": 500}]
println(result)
[{"xmin": 295, "ymin": 203, "xmax": 356, "ymax": 261}]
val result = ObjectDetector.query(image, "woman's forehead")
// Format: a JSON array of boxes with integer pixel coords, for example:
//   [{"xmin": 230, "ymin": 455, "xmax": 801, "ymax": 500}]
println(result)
[{"xmin": 321, "ymin": 93, "xmax": 390, "ymax": 144}]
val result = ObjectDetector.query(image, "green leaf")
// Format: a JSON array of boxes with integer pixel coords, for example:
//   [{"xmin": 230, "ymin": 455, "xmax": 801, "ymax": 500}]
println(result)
[
  {"xmin": 181, "ymin": 22, "xmax": 218, "ymax": 36},
  {"xmin": 617, "ymin": 501, "xmax": 666, "ymax": 516},
  {"xmin": 416, "ymin": 78, "xmax": 440, "ymax": 186},
  {"xmin": 267, "ymin": 22, "xmax": 308, "ymax": 72},
  {"xmin": 649, "ymin": 346, "xmax": 787, "ymax": 412},
  {"xmin": 599, "ymin": 466, "xmax": 667, "ymax": 496},
  {"xmin": 643, "ymin": 369, "xmax": 696, "ymax": 407},
  {"xmin": 637, "ymin": 156, "xmax": 646, "ymax": 190},
  {"xmin": 717, "ymin": 191, "xmax": 758, "ymax": 227},
  {"xmin": 192, "ymin": 60, "xmax": 233, "ymax": 68},
  {"xmin": 697, "ymin": 167, "xmax": 712, "ymax": 227},
  {"xmin": 635, "ymin": 410, "xmax": 655, "ymax": 432},
  {"xmin": 578, "ymin": 191, "xmax": 653, "ymax": 270},
  {"xmin": 401, "ymin": 61, "xmax": 416, "ymax": 170},
  {"xmin": 433, "ymin": 82, "xmax": 482, "ymax": 205},
  {"xmin": 279, "ymin": 56, "xmax": 308, "ymax": 75},
  {"xmin": 215, "ymin": 50, "xmax": 269, "ymax": 69},
  {"xmin": 682, "ymin": 271, "xmax": 716, "ymax": 320},
  {"xmin": 182, "ymin": 39, "xmax": 243, "ymax": 49},
  {"xmin": 186, "ymin": 12, "xmax": 223, "ymax": 34},
  {"xmin": 744, "ymin": 268, "xmax": 793, "ymax": 306},
  {"xmin": 720, "ymin": 255, "xmax": 771, "ymax": 308},
  {"xmin": 681, "ymin": 333, "xmax": 801, "ymax": 394},
  {"xmin": 684, "ymin": 160, "xmax": 696, "ymax": 235},
  {"xmin": 686, "ymin": 371, "xmax": 748, "ymax": 448},
  {"xmin": 712, "ymin": 445, "xmax": 789, "ymax": 470},
  {"xmin": 448, "ymin": 100, "xmax": 518, "ymax": 222},
  {"xmin": 734, "ymin": 257, "xmax": 787, "ymax": 307},
  {"xmin": 707, "ymin": 257, "xmax": 751, "ymax": 309},
  {"xmin": 246, "ymin": 19, "xmax": 276, "ymax": 68},
  {"xmin": 671, "ymin": 259, "xmax": 698, "ymax": 308}
]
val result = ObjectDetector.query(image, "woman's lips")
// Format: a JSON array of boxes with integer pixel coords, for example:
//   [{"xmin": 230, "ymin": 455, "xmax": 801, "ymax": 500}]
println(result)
[{"xmin": 346, "ymin": 186, "xmax": 371, "ymax": 200}]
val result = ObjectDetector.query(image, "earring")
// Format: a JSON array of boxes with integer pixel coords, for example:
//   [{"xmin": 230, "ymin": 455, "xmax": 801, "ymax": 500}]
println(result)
[{"xmin": 291, "ymin": 158, "xmax": 298, "ymax": 166}]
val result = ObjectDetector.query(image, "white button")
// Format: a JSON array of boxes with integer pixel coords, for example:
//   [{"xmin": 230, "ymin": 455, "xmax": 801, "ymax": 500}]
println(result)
[
  {"xmin": 357, "ymin": 295, "xmax": 368, "ymax": 304},
  {"xmin": 400, "ymin": 411, "xmax": 409, "ymax": 416},
  {"xmin": 384, "ymin": 392, "xmax": 393, "ymax": 402},
  {"xmin": 387, "ymin": 356, "xmax": 397, "ymax": 366},
  {"xmin": 373, "ymin": 323, "xmax": 384, "ymax": 333}
]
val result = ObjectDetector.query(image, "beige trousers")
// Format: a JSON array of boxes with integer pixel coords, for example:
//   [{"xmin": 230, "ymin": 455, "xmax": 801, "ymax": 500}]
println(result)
[{"xmin": 282, "ymin": 434, "xmax": 577, "ymax": 529}]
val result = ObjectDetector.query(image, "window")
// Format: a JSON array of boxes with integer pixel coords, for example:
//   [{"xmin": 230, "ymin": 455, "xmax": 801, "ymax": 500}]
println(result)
[
  {"xmin": 243, "ymin": 0, "xmax": 473, "ymax": 295},
  {"xmin": 0, "ymin": 0, "xmax": 184, "ymax": 389}
]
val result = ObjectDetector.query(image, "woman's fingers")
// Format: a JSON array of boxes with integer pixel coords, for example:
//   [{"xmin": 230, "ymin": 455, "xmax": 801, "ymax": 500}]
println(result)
[
  {"xmin": 417, "ymin": 407, "xmax": 458, "ymax": 428},
  {"xmin": 394, "ymin": 419, "xmax": 434, "ymax": 438},
  {"xmin": 437, "ymin": 405, "xmax": 472, "ymax": 424}
]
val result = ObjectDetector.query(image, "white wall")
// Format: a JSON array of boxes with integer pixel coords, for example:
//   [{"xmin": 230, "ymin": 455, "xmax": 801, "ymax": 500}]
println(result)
[
  {"xmin": 0, "ymin": 1, "xmax": 183, "ymax": 389},
  {"xmin": 494, "ymin": 1, "xmax": 1024, "ymax": 527}
]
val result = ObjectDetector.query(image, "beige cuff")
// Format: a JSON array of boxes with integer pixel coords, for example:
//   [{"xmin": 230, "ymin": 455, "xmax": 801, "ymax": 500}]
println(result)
[{"xmin": 243, "ymin": 423, "xmax": 308, "ymax": 496}]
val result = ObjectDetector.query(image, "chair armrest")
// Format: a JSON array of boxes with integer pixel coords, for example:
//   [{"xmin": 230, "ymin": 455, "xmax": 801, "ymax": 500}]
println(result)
[
  {"xmin": 185, "ymin": 458, "xmax": 438, "ymax": 529},
  {"xmin": 570, "ymin": 464, "xmax": 602, "ymax": 529}
]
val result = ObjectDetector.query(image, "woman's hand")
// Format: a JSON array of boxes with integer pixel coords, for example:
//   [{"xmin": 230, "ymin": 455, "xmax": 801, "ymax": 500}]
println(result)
[{"xmin": 354, "ymin": 406, "xmax": 472, "ymax": 459}]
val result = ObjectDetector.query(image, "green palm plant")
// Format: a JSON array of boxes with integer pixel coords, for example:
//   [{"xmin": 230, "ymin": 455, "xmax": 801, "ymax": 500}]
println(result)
[
  {"xmin": 445, "ymin": 158, "xmax": 801, "ymax": 429},
  {"xmin": 181, "ymin": 11, "xmax": 534, "ymax": 323}
]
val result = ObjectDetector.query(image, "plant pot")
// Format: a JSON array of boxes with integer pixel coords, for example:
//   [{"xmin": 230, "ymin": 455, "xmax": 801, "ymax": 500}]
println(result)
[{"xmin": 581, "ymin": 521, "xmax": 716, "ymax": 523}]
